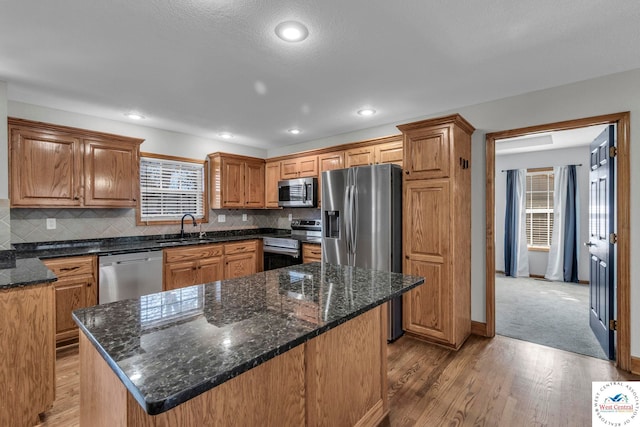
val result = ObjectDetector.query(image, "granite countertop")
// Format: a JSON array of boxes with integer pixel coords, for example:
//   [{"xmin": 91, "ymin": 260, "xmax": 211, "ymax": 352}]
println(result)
[
  {"xmin": 0, "ymin": 258, "xmax": 57, "ymax": 290},
  {"xmin": 73, "ymin": 262, "xmax": 424, "ymax": 415},
  {"xmin": 12, "ymin": 228, "xmax": 291, "ymax": 260}
]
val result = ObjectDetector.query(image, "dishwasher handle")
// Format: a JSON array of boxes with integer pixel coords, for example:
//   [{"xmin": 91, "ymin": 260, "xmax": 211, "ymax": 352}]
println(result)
[{"xmin": 114, "ymin": 257, "xmax": 161, "ymax": 265}]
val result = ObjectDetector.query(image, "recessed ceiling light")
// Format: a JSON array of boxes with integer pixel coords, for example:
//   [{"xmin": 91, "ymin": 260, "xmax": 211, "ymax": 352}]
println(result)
[
  {"xmin": 357, "ymin": 108, "xmax": 376, "ymax": 117},
  {"xmin": 288, "ymin": 128, "xmax": 301, "ymax": 135},
  {"xmin": 124, "ymin": 112, "xmax": 145, "ymax": 120},
  {"xmin": 275, "ymin": 21, "xmax": 309, "ymax": 42},
  {"xmin": 218, "ymin": 132, "xmax": 233, "ymax": 139}
]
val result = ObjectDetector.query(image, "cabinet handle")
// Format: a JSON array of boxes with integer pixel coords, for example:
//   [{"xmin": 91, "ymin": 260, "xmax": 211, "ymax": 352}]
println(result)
[
  {"xmin": 60, "ymin": 266, "xmax": 79, "ymax": 272},
  {"xmin": 405, "ymin": 256, "xmax": 409, "ymax": 260},
  {"xmin": 405, "ymin": 170, "xmax": 409, "ymax": 175},
  {"xmin": 87, "ymin": 283, "xmax": 92, "ymax": 287},
  {"xmin": 74, "ymin": 196, "xmax": 80, "ymax": 200},
  {"xmin": 133, "ymin": 198, "xmax": 137, "ymax": 201}
]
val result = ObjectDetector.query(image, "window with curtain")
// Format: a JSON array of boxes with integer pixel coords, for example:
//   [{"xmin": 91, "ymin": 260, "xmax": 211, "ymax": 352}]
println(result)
[
  {"xmin": 139, "ymin": 155, "xmax": 205, "ymax": 223},
  {"xmin": 525, "ymin": 169, "xmax": 554, "ymax": 248}
]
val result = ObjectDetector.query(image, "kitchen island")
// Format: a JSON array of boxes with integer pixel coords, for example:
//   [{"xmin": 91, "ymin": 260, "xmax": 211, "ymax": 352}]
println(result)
[{"xmin": 73, "ymin": 262, "xmax": 424, "ymax": 427}]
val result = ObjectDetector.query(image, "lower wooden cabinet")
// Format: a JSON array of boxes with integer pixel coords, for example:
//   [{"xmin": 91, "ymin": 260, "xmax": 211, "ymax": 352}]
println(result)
[
  {"xmin": 224, "ymin": 240, "xmax": 260, "ymax": 279},
  {"xmin": 43, "ymin": 255, "xmax": 97, "ymax": 346},
  {"xmin": 0, "ymin": 283, "xmax": 55, "ymax": 426},
  {"xmin": 302, "ymin": 243, "xmax": 322, "ymax": 263},
  {"xmin": 164, "ymin": 240, "xmax": 262, "ymax": 290},
  {"xmin": 163, "ymin": 244, "xmax": 224, "ymax": 291}
]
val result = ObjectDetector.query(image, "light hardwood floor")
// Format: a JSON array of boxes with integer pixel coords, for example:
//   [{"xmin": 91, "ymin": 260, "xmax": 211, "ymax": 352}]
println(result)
[{"xmin": 36, "ymin": 335, "xmax": 639, "ymax": 427}]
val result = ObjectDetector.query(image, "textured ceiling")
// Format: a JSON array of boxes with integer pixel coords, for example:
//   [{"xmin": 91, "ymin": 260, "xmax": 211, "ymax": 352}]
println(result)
[{"xmin": 1, "ymin": 1, "xmax": 639, "ymax": 150}]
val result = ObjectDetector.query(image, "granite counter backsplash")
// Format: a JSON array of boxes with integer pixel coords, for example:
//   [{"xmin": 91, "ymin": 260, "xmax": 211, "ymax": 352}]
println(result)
[{"xmin": 73, "ymin": 262, "xmax": 425, "ymax": 415}]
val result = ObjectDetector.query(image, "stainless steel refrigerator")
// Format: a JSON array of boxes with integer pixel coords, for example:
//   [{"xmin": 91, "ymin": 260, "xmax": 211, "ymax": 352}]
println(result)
[{"xmin": 321, "ymin": 164, "xmax": 403, "ymax": 341}]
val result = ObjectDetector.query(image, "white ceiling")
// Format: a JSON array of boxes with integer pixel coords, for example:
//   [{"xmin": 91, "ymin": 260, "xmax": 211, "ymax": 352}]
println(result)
[
  {"xmin": 495, "ymin": 124, "xmax": 608, "ymax": 155},
  {"xmin": 1, "ymin": 1, "xmax": 639, "ymax": 151}
]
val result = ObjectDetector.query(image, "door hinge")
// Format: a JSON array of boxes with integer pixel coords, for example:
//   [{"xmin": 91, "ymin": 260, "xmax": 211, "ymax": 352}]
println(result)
[
  {"xmin": 609, "ymin": 146, "xmax": 618, "ymax": 157},
  {"xmin": 609, "ymin": 319, "xmax": 617, "ymax": 331},
  {"xmin": 610, "ymin": 233, "xmax": 618, "ymax": 244}
]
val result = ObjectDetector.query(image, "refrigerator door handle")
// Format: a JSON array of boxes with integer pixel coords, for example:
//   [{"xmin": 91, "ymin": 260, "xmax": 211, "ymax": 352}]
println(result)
[
  {"xmin": 351, "ymin": 184, "xmax": 358, "ymax": 256},
  {"xmin": 344, "ymin": 183, "xmax": 352, "ymax": 257}
]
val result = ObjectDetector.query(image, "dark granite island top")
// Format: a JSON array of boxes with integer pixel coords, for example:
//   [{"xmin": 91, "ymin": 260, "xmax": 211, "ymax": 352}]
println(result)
[{"xmin": 73, "ymin": 262, "xmax": 424, "ymax": 421}]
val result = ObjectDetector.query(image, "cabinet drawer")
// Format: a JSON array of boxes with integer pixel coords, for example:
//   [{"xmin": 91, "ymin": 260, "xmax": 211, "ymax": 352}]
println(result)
[
  {"xmin": 302, "ymin": 243, "xmax": 322, "ymax": 263},
  {"xmin": 43, "ymin": 256, "xmax": 96, "ymax": 278},
  {"xmin": 224, "ymin": 240, "xmax": 258, "ymax": 255},
  {"xmin": 164, "ymin": 244, "xmax": 224, "ymax": 263}
]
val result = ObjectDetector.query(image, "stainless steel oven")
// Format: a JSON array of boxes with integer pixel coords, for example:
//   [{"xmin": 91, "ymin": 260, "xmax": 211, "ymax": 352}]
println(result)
[
  {"xmin": 263, "ymin": 219, "xmax": 322, "ymax": 270},
  {"xmin": 278, "ymin": 177, "xmax": 317, "ymax": 208}
]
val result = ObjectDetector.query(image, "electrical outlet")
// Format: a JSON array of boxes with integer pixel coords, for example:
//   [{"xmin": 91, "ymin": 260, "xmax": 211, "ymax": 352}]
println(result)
[
  {"xmin": 218, "ymin": 214, "xmax": 226, "ymax": 223},
  {"xmin": 288, "ymin": 214, "xmax": 293, "ymax": 221},
  {"xmin": 242, "ymin": 214, "xmax": 247, "ymax": 222},
  {"xmin": 46, "ymin": 218, "xmax": 56, "ymax": 230}
]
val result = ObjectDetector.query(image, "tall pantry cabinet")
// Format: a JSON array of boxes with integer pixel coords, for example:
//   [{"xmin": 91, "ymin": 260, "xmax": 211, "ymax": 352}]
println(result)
[{"xmin": 397, "ymin": 114, "xmax": 474, "ymax": 350}]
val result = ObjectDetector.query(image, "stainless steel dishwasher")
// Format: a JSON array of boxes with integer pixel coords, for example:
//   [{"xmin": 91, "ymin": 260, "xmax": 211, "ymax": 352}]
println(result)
[{"xmin": 98, "ymin": 251, "xmax": 163, "ymax": 304}]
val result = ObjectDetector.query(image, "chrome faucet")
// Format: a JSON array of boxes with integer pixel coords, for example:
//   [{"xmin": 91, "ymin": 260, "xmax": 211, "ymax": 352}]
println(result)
[{"xmin": 180, "ymin": 214, "xmax": 197, "ymax": 239}]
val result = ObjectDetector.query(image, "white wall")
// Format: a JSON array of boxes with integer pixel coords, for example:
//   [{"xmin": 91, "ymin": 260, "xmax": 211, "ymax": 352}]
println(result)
[
  {"xmin": 494, "ymin": 147, "xmax": 591, "ymax": 281},
  {"xmin": 8, "ymin": 102, "xmax": 267, "ymax": 161},
  {"xmin": 268, "ymin": 68, "xmax": 640, "ymax": 357}
]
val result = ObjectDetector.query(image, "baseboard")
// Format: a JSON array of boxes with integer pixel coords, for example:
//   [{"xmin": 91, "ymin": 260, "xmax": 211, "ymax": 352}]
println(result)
[
  {"xmin": 631, "ymin": 356, "xmax": 640, "ymax": 376},
  {"xmin": 471, "ymin": 321, "xmax": 489, "ymax": 337}
]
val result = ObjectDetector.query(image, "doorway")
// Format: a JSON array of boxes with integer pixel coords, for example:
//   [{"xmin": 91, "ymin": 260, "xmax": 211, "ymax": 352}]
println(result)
[{"xmin": 484, "ymin": 112, "xmax": 631, "ymax": 370}]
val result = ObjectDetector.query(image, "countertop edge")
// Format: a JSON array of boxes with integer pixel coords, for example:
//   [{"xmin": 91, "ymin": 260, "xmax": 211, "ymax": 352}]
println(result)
[{"xmin": 75, "ymin": 275, "xmax": 424, "ymax": 415}]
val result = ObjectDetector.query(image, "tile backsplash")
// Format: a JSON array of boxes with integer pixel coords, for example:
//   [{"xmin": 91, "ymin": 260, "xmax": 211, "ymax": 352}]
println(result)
[
  {"xmin": 0, "ymin": 199, "xmax": 10, "ymax": 249},
  {"xmin": 10, "ymin": 207, "xmax": 321, "ymax": 243}
]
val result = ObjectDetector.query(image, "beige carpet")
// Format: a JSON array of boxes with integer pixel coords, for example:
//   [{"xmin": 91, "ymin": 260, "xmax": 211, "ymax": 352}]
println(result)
[{"xmin": 495, "ymin": 274, "xmax": 607, "ymax": 360}]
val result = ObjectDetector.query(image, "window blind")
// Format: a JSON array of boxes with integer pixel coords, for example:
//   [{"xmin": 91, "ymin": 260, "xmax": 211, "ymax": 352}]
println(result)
[
  {"xmin": 525, "ymin": 170, "xmax": 554, "ymax": 247},
  {"xmin": 140, "ymin": 157, "xmax": 204, "ymax": 221}
]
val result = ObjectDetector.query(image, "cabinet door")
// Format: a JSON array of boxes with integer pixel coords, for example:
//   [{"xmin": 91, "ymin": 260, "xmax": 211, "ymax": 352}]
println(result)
[
  {"xmin": 317, "ymin": 151, "xmax": 344, "ymax": 206},
  {"xmin": 403, "ymin": 125, "xmax": 450, "ymax": 180},
  {"xmin": 199, "ymin": 256, "xmax": 224, "ymax": 283},
  {"xmin": 10, "ymin": 127, "xmax": 83, "ymax": 207},
  {"xmin": 83, "ymin": 138, "xmax": 139, "ymax": 207},
  {"xmin": 297, "ymin": 155, "xmax": 318, "ymax": 177},
  {"xmin": 345, "ymin": 147, "xmax": 375, "ymax": 168},
  {"xmin": 164, "ymin": 260, "xmax": 199, "ymax": 291},
  {"xmin": 54, "ymin": 274, "xmax": 95, "ymax": 343},
  {"xmin": 374, "ymin": 140, "xmax": 403, "ymax": 167},
  {"xmin": 280, "ymin": 158, "xmax": 301, "ymax": 180},
  {"xmin": 403, "ymin": 180, "xmax": 452, "ymax": 342},
  {"xmin": 245, "ymin": 160, "xmax": 265, "ymax": 208},
  {"xmin": 221, "ymin": 157, "xmax": 245, "ymax": 207},
  {"xmin": 225, "ymin": 252, "xmax": 257, "ymax": 279},
  {"xmin": 265, "ymin": 161, "xmax": 281, "ymax": 208}
]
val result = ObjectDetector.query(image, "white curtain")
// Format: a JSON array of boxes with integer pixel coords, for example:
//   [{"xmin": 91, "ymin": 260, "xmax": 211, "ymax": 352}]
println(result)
[
  {"xmin": 514, "ymin": 170, "xmax": 529, "ymax": 277},
  {"xmin": 545, "ymin": 166, "xmax": 568, "ymax": 281}
]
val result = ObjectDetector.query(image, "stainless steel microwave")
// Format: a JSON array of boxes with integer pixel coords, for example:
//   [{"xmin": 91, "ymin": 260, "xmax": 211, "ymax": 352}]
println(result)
[{"xmin": 278, "ymin": 177, "xmax": 317, "ymax": 208}]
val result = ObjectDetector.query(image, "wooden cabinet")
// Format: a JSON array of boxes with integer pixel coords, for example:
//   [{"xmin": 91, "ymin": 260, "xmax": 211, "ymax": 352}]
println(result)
[
  {"xmin": 0, "ymin": 283, "xmax": 55, "ymax": 426},
  {"xmin": 163, "ymin": 240, "xmax": 262, "ymax": 290},
  {"xmin": 280, "ymin": 154, "xmax": 318, "ymax": 179},
  {"xmin": 397, "ymin": 114, "xmax": 474, "ymax": 350},
  {"xmin": 8, "ymin": 118, "xmax": 142, "ymax": 208},
  {"xmin": 317, "ymin": 151, "xmax": 344, "ymax": 206},
  {"xmin": 163, "ymin": 244, "xmax": 224, "ymax": 291},
  {"xmin": 208, "ymin": 153, "xmax": 265, "ymax": 209},
  {"xmin": 224, "ymin": 240, "xmax": 261, "ymax": 279},
  {"xmin": 345, "ymin": 138, "xmax": 403, "ymax": 168},
  {"xmin": 265, "ymin": 161, "xmax": 281, "ymax": 208},
  {"xmin": 302, "ymin": 243, "xmax": 322, "ymax": 263},
  {"xmin": 375, "ymin": 140, "xmax": 403, "ymax": 167},
  {"xmin": 43, "ymin": 256, "xmax": 97, "ymax": 346},
  {"xmin": 345, "ymin": 146, "xmax": 375, "ymax": 168}
]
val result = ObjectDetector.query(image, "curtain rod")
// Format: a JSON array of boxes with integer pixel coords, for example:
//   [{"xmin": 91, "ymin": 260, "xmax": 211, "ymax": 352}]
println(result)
[{"xmin": 500, "ymin": 164, "xmax": 582, "ymax": 172}]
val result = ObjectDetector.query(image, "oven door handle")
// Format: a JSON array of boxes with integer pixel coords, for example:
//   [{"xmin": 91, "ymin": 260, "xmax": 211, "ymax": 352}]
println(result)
[{"xmin": 264, "ymin": 247, "xmax": 301, "ymax": 258}]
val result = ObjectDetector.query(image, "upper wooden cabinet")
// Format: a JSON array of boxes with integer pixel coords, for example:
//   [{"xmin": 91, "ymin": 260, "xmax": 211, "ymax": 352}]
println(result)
[
  {"xmin": 280, "ymin": 154, "xmax": 318, "ymax": 179},
  {"xmin": 8, "ymin": 118, "xmax": 143, "ymax": 208},
  {"xmin": 400, "ymin": 115, "xmax": 473, "ymax": 180},
  {"xmin": 317, "ymin": 151, "xmax": 345, "ymax": 205},
  {"xmin": 265, "ymin": 161, "xmax": 281, "ymax": 209},
  {"xmin": 344, "ymin": 138, "xmax": 403, "ymax": 168},
  {"xmin": 208, "ymin": 153, "xmax": 265, "ymax": 209}
]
